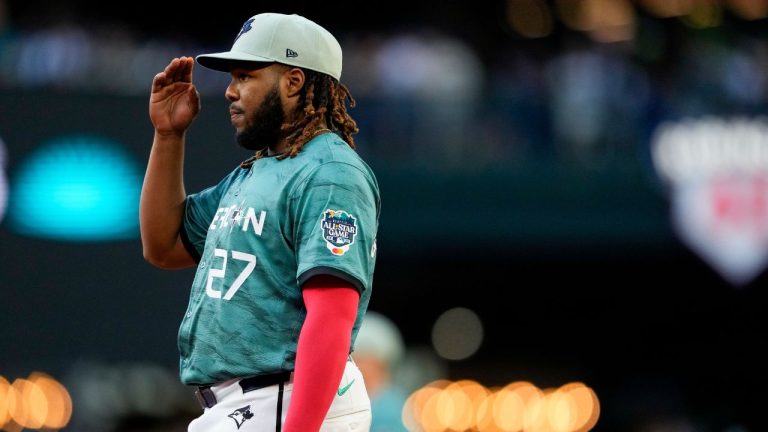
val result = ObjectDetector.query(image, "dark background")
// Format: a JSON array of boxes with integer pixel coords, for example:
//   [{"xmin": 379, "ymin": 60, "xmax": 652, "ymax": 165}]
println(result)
[{"xmin": 1, "ymin": 1, "xmax": 767, "ymax": 431}]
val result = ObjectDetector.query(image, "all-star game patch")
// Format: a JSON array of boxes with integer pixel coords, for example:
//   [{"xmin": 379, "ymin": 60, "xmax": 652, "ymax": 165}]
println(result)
[{"xmin": 321, "ymin": 209, "xmax": 358, "ymax": 256}]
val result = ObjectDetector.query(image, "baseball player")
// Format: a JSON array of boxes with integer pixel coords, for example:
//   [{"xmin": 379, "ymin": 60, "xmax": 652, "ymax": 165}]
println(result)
[{"xmin": 140, "ymin": 12, "xmax": 379, "ymax": 432}]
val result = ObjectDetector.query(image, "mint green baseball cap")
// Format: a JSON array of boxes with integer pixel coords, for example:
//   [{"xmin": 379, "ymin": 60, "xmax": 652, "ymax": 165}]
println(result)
[{"xmin": 196, "ymin": 13, "xmax": 343, "ymax": 80}]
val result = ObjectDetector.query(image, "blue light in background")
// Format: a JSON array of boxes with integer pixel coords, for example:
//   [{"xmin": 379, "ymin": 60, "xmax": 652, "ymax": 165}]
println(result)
[
  {"xmin": 9, "ymin": 135, "xmax": 142, "ymax": 241},
  {"xmin": 0, "ymin": 137, "xmax": 7, "ymax": 224}
]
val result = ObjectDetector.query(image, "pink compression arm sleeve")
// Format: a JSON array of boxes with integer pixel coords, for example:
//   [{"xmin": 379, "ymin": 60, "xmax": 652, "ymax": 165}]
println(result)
[{"xmin": 283, "ymin": 275, "xmax": 360, "ymax": 432}]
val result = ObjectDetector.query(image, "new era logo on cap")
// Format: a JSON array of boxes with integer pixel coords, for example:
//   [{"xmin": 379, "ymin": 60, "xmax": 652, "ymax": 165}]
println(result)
[{"xmin": 286, "ymin": 48, "xmax": 298, "ymax": 58}]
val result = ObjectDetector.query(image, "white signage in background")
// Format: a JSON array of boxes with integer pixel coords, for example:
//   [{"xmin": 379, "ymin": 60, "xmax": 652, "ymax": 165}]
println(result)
[
  {"xmin": 0, "ymin": 137, "xmax": 7, "ymax": 224},
  {"xmin": 652, "ymin": 116, "xmax": 768, "ymax": 287}
]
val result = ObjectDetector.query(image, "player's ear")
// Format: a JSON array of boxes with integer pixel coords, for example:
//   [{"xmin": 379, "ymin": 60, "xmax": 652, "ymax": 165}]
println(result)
[{"xmin": 283, "ymin": 67, "xmax": 305, "ymax": 98}]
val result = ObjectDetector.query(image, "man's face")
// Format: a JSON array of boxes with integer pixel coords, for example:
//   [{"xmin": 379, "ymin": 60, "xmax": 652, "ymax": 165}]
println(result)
[{"xmin": 226, "ymin": 63, "xmax": 286, "ymax": 151}]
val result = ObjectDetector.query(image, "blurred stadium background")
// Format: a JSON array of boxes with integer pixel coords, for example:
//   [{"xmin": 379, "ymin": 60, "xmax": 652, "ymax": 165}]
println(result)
[{"xmin": 1, "ymin": 0, "xmax": 767, "ymax": 430}]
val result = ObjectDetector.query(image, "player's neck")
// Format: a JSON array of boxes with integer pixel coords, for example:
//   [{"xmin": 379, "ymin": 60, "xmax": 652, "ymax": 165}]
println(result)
[{"xmin": 268, "ymin": 122, "xmax": 330, "ymax": 156}]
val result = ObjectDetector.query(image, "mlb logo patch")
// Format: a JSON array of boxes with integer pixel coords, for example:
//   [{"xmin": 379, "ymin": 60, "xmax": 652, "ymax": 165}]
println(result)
[
  {"xmin": 321, "ymin": 209, "xmax": 358, "ymax": 256},
  {"xmin": 652, "ymin": 116, "xmax": 768, "ymax": 286},
  {"xmin": 671, "ymin": 175, "xmax": 768, "ymax": 286}
]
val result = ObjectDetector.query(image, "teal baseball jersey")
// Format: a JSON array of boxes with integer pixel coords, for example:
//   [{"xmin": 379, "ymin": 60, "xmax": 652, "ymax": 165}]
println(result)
[{"xmin": 178, "ymin": 133, "xmax": 380, "ymax": 385}]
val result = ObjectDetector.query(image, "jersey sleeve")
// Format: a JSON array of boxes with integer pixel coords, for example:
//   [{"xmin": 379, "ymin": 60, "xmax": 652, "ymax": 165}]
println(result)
[
  {"xmin": 291, "ymin": 161, "xmax": 380, "ymax": 293},
  {"xmin": 180, "ymin": 169, "xmax": 240, "ymax": 262}
]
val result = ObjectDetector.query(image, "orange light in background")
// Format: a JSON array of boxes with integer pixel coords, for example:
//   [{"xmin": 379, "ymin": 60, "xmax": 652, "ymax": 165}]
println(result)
[
  {"xmin": 401, "ymin": 387, "xmax": 426, "ymax": 431},
  {"xmin": 494, "ymin": 381, "xmax": 541, "ymax": 431},
  {"xmin": 455, "ymin": 380, "xmax": 491, "ymax": 430},
  {"xmin": 435, "ymin": 383, "xmax": 473, "ymax": 430},
  {"xmin": 561, "ymin": 0, "xmax": 636, "ymax": 43},
  {"xmin": 22, "ymin": 379, "xmax": 48, "ymax": 429},
  {"xmin": 726, "ymin": 0, "xmax": 768, "ymax": 20},
  {"xmin": 561, "ymin": 383, "xmax": 600, "ymax": 432},
  {"xmin": 491, "ymin": 386, "xmax": 524, "ymax": 430},
  {"xmin": 0, "ymin": 373, "xmax": 72, "ymax": 432},
  {"xmin": 1, "ymin": 376, "xmax": 11, "ymax": 427},
  {"xmin": 638, "ymin": 0, "xmax": 695, "ymax": 17},
  {"xmin": 556, "ymin": 0, "xmax": 635, "ymax": 43},
  {"xmin": 8, "ymin": 379, "xmax": 31, "ymax": 429},
  {"xmin": 1, "ymin": 382, "xmax": 23, "ymax": 432},
  {"xmin": 401, "ymin": 380, "xmax": 447, "ymax": 432},
  {"xmin": 507, "ymin": 0, "xmax": 554, "ymax": 38},
  {"xmin": 420, "ymin": 387, "xmax": 445, "ymax": 432},
  {"xmin": 475, "ymin": 387, "xmax": 502, "ymax": 432},
  {"xmin": 681, "ymin": 0, "xmax": 722, "ymax": 28},
  {"xmin": 29, "ymin": 373, "xmax": 73, "ymax": 429},
  {"xmin": 588, "ymin": 0, "xmax": 635, "ymax": 43},
  {"xmin": 555, "ymin": 0, "xmax": 581, "ymax": 29},
  {"xmin": 522, "ymin": 386, "xmax": 550, "ymax": 431},
  {"xmin": 546, "ymin": 386, "xmax": 578, "ymax": 431},
  {"xmin": 405, "ymin": 380, "xmax": 600, "ymax": 431},
  {"xmin": 400, "ymin": 390, "xmax": 419, "ymax": 431}
]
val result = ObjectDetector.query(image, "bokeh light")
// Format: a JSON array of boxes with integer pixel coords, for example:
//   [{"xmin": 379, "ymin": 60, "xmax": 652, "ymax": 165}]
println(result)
[
  {"xmin": 454, "ymin": 380, "xmax": 491, "ymax": 430},
  {"xmin": 557, "ymin": 0, "xmax": 636, "ymax": 43},
  {"xmin": 18, "ymin": 379, "xmax": 47, "ymax": 429},
  {"xmin": 435, "ymin": 383, "xmax": 473, "ymax": 430},
  {"xmin": 638, "ymin": 0, "xmax": 696, "ymax": 17},
  {"xmin": 726, "ymin": 0, "xmax": 768, "ymax": 20},
  {"xmin": 403, "ymin": 379, "xmax": 600, "ymax": 431},
  {"xmin": 0, "ymin": 137, "xmax": 7, "ymax": 224},
  {"xmin": 491, "ymin": 384, "xmax": 526, "ymax": 430},
  {"xmin": 547, "ymin": 386, "xmax": 579, "ymax": 431},
  {"xmin": 29, "ymin": 373, "xmax": 73, "ymax": 429},
  {"xmin": 475, "ymin": 386, "xmax": 501, "ymax": 431},
  {"xmin": 561, "ymin": 383, "xmax": 600, "ymax": 432},
  {"xmin": 0, "ymin": 373, "xmax": 72, "ymax": 431},
  {"xmin": 505, "ymin": 381, "xmax": 544, "ymax": 431},
  {"xmin": 0, "ymin": 376, "xmax": 12, "ymax": 428},
  {"xmin": 8, "ymin": 135, "xmax": 142, "ymax": 241},
  {"xmin": 402, "ymin": 380, "xmax": 446, "ymax": 432},
  {"xmin": 507, "ymin": 0, "xmax": 554, "ymax": 39},
  {"xmin": 431, "ymin": 307, "xmax": 484, "ymax": 360},
  {"xmin": 682, "ymin": 0, "xmax": 722, "ymax": 28}
]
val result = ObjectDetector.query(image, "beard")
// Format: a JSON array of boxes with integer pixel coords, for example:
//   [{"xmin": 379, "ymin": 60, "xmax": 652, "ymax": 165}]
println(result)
[{"xmin": 235, "ymin": 85, "xmax": 286, "ymax": 152}]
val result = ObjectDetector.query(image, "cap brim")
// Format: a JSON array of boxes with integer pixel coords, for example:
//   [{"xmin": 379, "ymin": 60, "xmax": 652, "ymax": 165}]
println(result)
[{"xmin": 196, "ymin": 51, "xmax": 276, "ymax": 72}]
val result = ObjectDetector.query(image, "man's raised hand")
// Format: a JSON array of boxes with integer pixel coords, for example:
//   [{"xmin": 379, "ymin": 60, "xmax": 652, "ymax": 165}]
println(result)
[{"xmin": 149, "ymin": 57, "xmax": 201, "ymax": 136}]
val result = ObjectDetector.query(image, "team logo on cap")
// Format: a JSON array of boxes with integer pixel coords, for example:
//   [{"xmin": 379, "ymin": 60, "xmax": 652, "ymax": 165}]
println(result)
[
  {"xmin": 235, "ymin": 17, "xmax": 255, "ymax": 41},
  {"xmin": 321, "ymin": 209, "xmax": 358, "ymax": 256}
]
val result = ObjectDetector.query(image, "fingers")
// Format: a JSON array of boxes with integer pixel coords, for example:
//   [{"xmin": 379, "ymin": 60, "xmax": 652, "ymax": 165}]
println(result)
[
  {"xmin": 162, "ymin": 57, "xmax": 194, "ymax": 83},
  {"xmin": 164, "ymin": 57, "xmax": 182, "ymax": 83},
  {"xmin": 152, "ymin": 72, "xmax": 164, "ymax": 91},
  {"xmin": 152, "ymin": 57, "xmax": 194, "ymax": 92},
  {"xmin": 181, "ymin": 57, "xmax": 194, "ymax": 83},
  {"xmin": 170, "ymin": 57, "xmax": 193, "ymax": 83}
]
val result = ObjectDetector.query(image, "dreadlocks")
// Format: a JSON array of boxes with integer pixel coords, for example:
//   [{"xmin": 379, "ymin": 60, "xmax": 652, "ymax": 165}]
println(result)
[{"xmin": 240, "ymin": 68, "xmax": 358, "ymax": 168}]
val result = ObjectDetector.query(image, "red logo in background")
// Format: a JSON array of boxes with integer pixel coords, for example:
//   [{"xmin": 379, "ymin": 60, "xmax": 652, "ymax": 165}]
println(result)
[{"xmin": 653, "ymin": 117, "xmax": 768, "ymax": 286}]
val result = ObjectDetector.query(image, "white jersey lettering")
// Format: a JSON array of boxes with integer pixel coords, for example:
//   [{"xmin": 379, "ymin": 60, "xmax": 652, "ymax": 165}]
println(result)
[
  {"xmin": 243, "ymin": 208, "xmax": 266, "ymax": 235},
  {"xmin": 209, "ymin": 208, "xmax": 227, "ymax": 230},
  {"xmin": 210, "ymin": 207, "xmax": 266, "ymax": 235}
]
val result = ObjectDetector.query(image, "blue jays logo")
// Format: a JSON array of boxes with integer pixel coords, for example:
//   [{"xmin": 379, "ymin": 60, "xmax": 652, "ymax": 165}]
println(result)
[
  {"xmin": 235, "ymin": 18, "xmax": 255, "ymax": 42},
  {"xmin": 228, "ymin": 405, "xmax": 254, "ymax": 429},
  {"xmin": 321, "ymin": 209, "xmax": 358, "ymax": 256}
]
